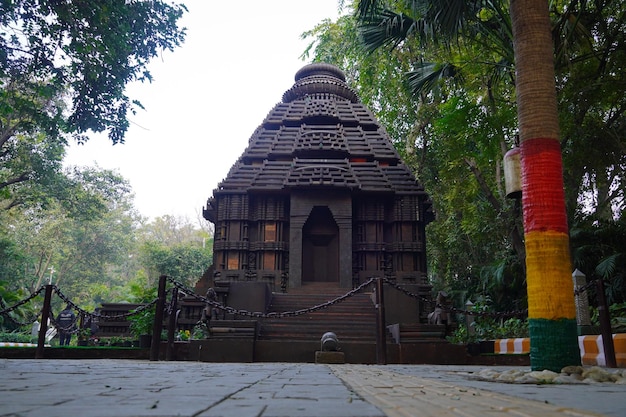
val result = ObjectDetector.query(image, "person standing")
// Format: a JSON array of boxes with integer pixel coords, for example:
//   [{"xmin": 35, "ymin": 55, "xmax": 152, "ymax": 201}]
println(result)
[{"xmin": 56, "ymin": 304, "xmax": 76, "ymax": 346}]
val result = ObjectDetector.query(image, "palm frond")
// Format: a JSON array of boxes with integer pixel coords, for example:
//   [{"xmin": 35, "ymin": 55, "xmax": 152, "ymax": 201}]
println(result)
[
  {"xmin": 487, "ymin": 57, "xmax": 513, "ymax": 91},
  {"xmin": 596, "ymin": 252, "xmax": 624, "ymax": 280},
  {"xmin": 474, "ymin": 1, "xmax": 514, "ymax": 63},
  {"xmin": 552, "ymin": 6, "xmax": 594, "ymax": 66},
  {"xmin": 356, "ymin": 0, "xmax": 383, "ymax": 19},
  {"xmin": 429, "ymin": 0, "xmax": 470, "ymax": 36},
  {"xmin": 357, "ymin": 0, "xmax": 488, "ymax": 52},
  {"xmin": 405, "ymin": 61, "xmax": 459, "ymax": 97},
  {"xmin": 359, "ymin": 10, "xmax": 418, "ymax": 52}
]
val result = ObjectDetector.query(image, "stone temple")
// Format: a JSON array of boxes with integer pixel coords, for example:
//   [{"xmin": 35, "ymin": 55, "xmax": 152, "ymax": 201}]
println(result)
[{"xmin": 198, "ymin": 63, "xmax": 435, "ymax": 331}]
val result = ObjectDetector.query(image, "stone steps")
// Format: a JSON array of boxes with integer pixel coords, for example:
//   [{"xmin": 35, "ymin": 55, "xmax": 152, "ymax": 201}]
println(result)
[{"xmin": 259, "ymin": 290, "xmax": 377, "ymax": 342}]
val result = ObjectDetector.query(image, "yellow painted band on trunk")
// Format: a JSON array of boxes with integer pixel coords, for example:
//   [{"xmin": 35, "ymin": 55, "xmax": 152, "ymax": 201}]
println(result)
[{"xmin": 525, "ymin": 231, "xmax": 576, "ymax": 320}]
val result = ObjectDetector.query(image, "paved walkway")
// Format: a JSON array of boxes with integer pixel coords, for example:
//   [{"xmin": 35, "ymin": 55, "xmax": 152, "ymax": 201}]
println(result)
[{"xmin": 1, "ymin": 360, "xmax": 624, "ymax": 417}]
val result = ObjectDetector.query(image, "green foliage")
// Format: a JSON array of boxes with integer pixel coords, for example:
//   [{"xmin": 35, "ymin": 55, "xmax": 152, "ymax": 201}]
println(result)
[
  {"xmin": 136, "ymin": 215, "xmax": 212, "ymax": 287},
  {"xmin": 571, "ymin": 219, "xmax": 626, "ymax": 305},
  {"xmin": 0, "ymin": 332, "xmax": 31, "ymax": 343},
  {"xmin": 0, "ymin": 0, "xmax": 211, "ymax": 321},
  {"xmin": 1, "ymin": 175, "xmax": 213, "ymax": 313},
  {"xmin": 0, "ymin": 132, "xmax": 66, "ymax": 211},
  {"xmin": 591, "ymin": 302, "xmax": 626, "ymax": 333},
  {"xmin": 2, "ymin": 167, "xmax": 137, "ymax": 307},
  {"xmin": 305, "ymin": 0, "xmax": 626, "ymax": 310},
  {"xmin": 139, "ymin": 241, "xmax": 211, "ymax": 287},
  {"xmin": 0, "ymin": 1, "xmax": 187, "ymax": 216},
  {"xmin": 0, "ymin": 237, "xmax": 28, "ymax": 286},
  {"xmin": 128, "ymin": 306, "xmax": 156, "ymax": 337},
  {"xmin": 0, "ymin": 0, "xmax": 187, "ymax": 144},
  {"xmin": 77, "ymin": 328, "xmax": 92, "ymax": 342},
  {"xmin": 0, "ymin": 276, "xmax": 40, "ymax": 332},
  {"xmin": 448, "ymin": 316, "xmax": 529, "ymax": 344},
  {"xmin": 192, "ymin": 323, "xmax": 209, "ymax": 340},
  {"xmin": 126, "ymin": 276, "xmax": 158, "ymax": 304},
  {"xmin": 105, "ymin": 336, "xmax": 134, "ymax": 347}
]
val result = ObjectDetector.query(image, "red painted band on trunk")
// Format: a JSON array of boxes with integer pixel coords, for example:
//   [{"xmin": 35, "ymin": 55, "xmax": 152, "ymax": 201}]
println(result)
[{"xmin": 521, "ymin": 138, "xmax": 568, "ymax": 234}]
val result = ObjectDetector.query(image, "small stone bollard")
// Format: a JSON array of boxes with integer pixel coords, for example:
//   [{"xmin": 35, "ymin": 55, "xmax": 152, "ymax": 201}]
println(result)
[
  {"xmin": 321, "ymin": 332, "xmax": 339, "ymax": 351},
  {"xmin": 316, "ymin": 332, "xmax": 345, "ymax": 364}
]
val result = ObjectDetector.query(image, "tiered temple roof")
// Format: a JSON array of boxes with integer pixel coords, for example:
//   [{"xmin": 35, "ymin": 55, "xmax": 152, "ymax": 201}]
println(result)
[{"xmin": 205, "ymin": 63, "xmax": 428, "ymax": 216}]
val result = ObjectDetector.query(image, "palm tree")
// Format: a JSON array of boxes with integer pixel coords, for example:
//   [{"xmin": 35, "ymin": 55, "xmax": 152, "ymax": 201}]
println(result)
[
  {"xmin": 354, "ymin": 0, "xmax": 580, "ymax": 370},
  {"xmin": 510, "ymin": 0, "xmax": 580, "ymax": 371},
  {"xmin": 356, "ymin": 0, "xmax": 514, "ymax": 97}
]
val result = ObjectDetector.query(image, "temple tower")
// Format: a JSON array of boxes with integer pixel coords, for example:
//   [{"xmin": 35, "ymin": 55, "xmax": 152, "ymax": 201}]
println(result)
[{"xmin": 203, "ymin": 63, "xmax": 433, "ymax": 300}]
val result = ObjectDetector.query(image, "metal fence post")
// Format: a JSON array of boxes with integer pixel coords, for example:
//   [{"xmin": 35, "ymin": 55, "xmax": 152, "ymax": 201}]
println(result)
[
  {"xmin": 596, "ymin": 279, "xmax": 617, "ymax": 368},
  {"xmin": 150, "ymin": 275, "xmax": 167, "ymax": 361},
  {"xmin": 35, "ymin": 285, "xmax": 53, "ymax": 359},
  {"xmin": 166, "ymin": 287, "xmax": 178, "ymax": 361}
]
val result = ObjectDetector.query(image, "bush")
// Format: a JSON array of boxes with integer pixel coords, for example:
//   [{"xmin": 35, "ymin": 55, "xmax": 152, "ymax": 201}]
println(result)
[
  {"xmin": 591, "ymin": 302, "xmax": 626, "ymax": 333},
  {"xmin": 447, "ymin": 317, "xmax": 528, "ymax": 344},
  {"xmin": 128, "ymin": 305, "xmax": 155, "ymax": 337},
  {"xmin": 0, "ymin": 332, "xmax": 32, "ymax": 343}
]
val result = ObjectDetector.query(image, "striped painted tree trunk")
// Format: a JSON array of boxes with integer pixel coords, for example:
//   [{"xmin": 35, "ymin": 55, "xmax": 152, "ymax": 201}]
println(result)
[{"xmin": 511, "ymin": 0, "xmax": 581, "ymax": 371}]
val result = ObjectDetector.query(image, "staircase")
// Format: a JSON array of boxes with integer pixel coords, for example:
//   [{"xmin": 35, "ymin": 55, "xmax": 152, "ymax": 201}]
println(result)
[{"xmin": 258, "ymin": 283, "xmax": 378, "ymax": 343}]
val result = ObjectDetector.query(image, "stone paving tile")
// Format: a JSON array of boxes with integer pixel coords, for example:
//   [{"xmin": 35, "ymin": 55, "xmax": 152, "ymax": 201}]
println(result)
[
  {"xmin": 196, "ymin": 403, "xmax": 268, "ymax": 417},
  {"xmin": 384, "ymin": 365, "xmax": 626, "ymax": 417},
  {"xmin": 194, "ymin": 363, "xmax": 384, "ymax": 417},
  {"xmin": 329, "ymin": 365, "xmax": 608, "ymax": 417},
  {"xmin": 3, "ymin": 360, "xmax": 624, "ymax": 417},
  {"xmin": 0, "ymin": 360, "xmax": 385, "ymax": 417}
]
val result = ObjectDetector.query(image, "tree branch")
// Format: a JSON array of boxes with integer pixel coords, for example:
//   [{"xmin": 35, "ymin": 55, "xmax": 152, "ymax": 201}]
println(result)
[
  {"xmin": 463, "ymin": 157, "xmax": 502, "ymax": 212},
  {"xmin": 0, "ymin": 172, "xmax": 30, "ymax": 190}
]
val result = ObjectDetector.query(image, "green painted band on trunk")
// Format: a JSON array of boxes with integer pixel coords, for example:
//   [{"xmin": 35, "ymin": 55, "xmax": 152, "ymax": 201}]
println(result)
[{"xmin": 529, "ymin": 318, "xmax": 581, "ymax": 371}]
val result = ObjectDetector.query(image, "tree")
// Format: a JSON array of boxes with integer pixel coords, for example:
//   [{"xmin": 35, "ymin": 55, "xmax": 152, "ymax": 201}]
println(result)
[
  {"xmin": 303, "ymin": 3, "xmax": 527, "ymax": 311},
  {"xmin": 138, "ymin": 215, "xmax": 208, "ymax": 246},
  {"xmin": 0, "ymin": 131, "xmax": 66, "ymax": 211},
  {"xmin": 0, "ymin": 1, "xmax": 187, "ymax": 214},
  {"xmin": 0, "ymin": 0, "xmax": 187, "ymax": 144},
  {"xmin": 136, "ymin": 215, "xmax": 213, "ymax": 288},
  {"xmin": 139, "ymin": 241, "xmax": 212, "ymax": 288},
  {"xmin": 510, "ymin": 0, "xmax": 580, "ymax": 371},
  {"xmin": 305, "ymin": 0, "xmax": 592, "ymax": 369},
  {"xmin": 1, "ymin": 169, "xmax": 216, "ymax": 311},
  {"xmin": 2, "ymin": 166, "xmax": 137, "ymax": 309},
  {"xmin": 571, "ymin": 219, "xmax": 626, "ymax": 305},
  {"xmin": 556, "ymin": 0, "xmax": 626, "ymax": 222}
]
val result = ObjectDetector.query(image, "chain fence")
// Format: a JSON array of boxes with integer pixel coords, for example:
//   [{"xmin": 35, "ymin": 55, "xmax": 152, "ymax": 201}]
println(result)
[
  {"xmin": 0, "ymin": 286, "xmax": 46, "ymax": 326},
  {"xmin": 0, "ymin": 275, "xmax": 607, "ymax": 334},
  {"xmin": 167, "ymin": 276, "xmax": 377, "ymax": 319},
  {"xmin": 574, "ymin": 279, "xmax": 597, "ymax": 296},
  {"xmin": 381, "ymin": 277, "xmax": 529, "ymax": 319},
  {"xmin": 0, "ymin": 284, "xmax": 160, "ymax": 336},
  {"xmin": 53, "ymin": 285, "xmax": 160, "ymax": 320}
]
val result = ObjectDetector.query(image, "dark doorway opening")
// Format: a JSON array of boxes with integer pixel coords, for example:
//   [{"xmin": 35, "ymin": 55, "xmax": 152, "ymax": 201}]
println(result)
[{"xmin": 302, "ymin": 206, "xmax": 339, "ymax": 283}]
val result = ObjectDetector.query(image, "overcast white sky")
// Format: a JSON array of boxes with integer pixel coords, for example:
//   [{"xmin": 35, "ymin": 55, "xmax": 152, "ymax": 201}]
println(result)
[{"xmin": 63, "ymin": 1, "xmax": 342, "ymax": 223}]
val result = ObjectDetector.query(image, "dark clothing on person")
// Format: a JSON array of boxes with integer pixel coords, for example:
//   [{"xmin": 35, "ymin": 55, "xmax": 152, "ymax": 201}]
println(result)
[{"xmin": 57, "ymin": 306, "xmax": 76, "ymax": 346}]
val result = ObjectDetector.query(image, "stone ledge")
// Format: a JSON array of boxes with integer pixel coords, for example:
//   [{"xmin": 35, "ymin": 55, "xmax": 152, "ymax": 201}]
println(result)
[{"xmin": 315, "ymin": 350, "xmax": 345, "ymax": 364}]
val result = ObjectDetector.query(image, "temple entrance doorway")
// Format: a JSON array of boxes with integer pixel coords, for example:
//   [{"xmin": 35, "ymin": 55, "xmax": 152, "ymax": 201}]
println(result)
[{"xmin": 302, "ymin": 206, "xmax": 339, "ymax": 283}]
